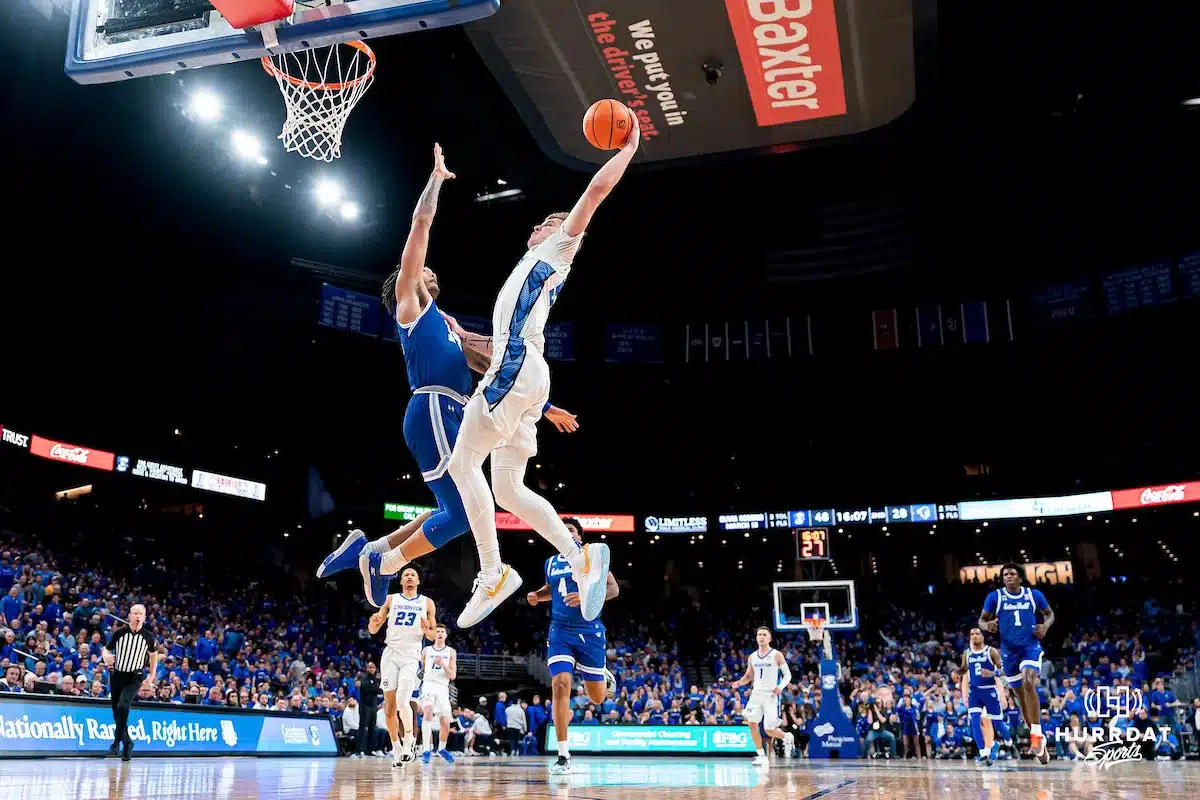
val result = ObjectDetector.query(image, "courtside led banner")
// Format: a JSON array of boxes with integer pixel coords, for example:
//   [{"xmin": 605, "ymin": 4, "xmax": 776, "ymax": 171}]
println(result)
[
  {"xmin": 1110, "ymin": 482, "xmax": 1200, "ymax": 510},
  {"xmin": 496, "ymin": 513, "xmax": 636, "ymax": 533},
  {"xmin": 959, "ymin": 561, "xmax": 1074, "ymax": 586},
  {"xmin": 722, "ymin": 0, "xmax": 847, "ymax": 126},
  {"xmin": 547, "ymin": 723, "xmax": 756, "ymax": 755},
  {"xmin": 958, "ymin": 491, "xmax": 1113, "ymax": 521},
  {"xmin": 191, "ymin": 469, "xmax": 267, "ymax": 502},
  {"xmin": 0, "ymin": 695, "xmax": 335, "ymax": 757},
  {"xmin": 116, "ymin": 456, "xmax": 189, "ymax": 486},
  {"xmin": 384, "ymin": 503, "xmax": 435, "ymax": 521},
  {"xmin": 29, "ymin": 435, "xmax": 115, "ymax": 471}
]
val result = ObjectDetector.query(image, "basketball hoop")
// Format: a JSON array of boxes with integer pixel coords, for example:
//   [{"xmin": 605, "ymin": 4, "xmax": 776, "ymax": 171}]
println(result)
[
  {"xmin": 803, "ymin": 615, "xmax": 826, "ymax": 643},
  {"xmin": 261, "ymin": 40, "xmax": 377, "ymax": 162}
]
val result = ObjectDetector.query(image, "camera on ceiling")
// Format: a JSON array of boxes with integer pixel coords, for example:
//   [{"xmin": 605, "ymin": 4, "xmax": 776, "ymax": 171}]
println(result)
[{"xmin": 703, "ymin": 61, "xmax": 723, "ymax": 86}]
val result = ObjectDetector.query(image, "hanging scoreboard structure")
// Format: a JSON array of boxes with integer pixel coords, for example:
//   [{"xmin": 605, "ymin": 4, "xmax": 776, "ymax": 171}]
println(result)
[{"xmin": 795, "ymin": 528, "xmax": 830, "ymax": 560}]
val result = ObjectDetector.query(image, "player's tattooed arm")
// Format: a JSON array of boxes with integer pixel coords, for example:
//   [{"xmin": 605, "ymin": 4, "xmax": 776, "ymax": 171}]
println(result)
[
  {"xmin": 395, "ymin": 144, "xmax": 455, "ymax": 322},
  {"xmin": 1034, "ymin": 605, "xmax": 1054, "ymax": 639},
  {"xmin": 979, "ymin": 609, "xmax": 997, "ymax": 633},
  {"xmin": 439, "ymin": 310, "xmax": 493, "ymax": 373},
  {"xmin": 526, "ymin": 584, "xmax": 552, "ymax": 605}
]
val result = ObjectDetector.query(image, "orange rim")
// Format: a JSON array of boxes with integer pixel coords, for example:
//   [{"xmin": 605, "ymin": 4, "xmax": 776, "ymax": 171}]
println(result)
[{"xmin": 261, "ymin": 40, "xmax": 377, "ymax": 91}]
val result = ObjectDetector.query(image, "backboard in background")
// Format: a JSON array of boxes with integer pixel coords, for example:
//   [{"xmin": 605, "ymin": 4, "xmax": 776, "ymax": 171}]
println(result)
[
  {"xmin": 65, "ymin": 0, "xmax": 500, "ymax": 84},
  {"xmin": 773, "ymin": 580, "xmax": 857, "ymax": 633}
]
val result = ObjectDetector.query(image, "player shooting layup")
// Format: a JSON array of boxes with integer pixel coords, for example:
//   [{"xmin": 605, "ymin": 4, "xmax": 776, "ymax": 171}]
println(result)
[
  {"xmin": 979, "ymin": 562, "xmax": 1055, "ymax": 764},
  {"xmin": 450, "ymin": 117, "xmax": 642, "ymax": 629},
  {"xmin": 316, "ymin": 144, "xmax": 578, "ymax": 603},
  {"xmin": 730, "ymin": 626, "xmax": 794, "ymax": 767},
  {"xmin": 368, "ymin": 565, "xmax": 435, "ymax": 768}
]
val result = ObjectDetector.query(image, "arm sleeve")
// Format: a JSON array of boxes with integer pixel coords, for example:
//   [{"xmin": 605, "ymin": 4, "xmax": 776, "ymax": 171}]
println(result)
[
  {"xmin": 778, "ymin": 656, "xmax": 792, "ymax": 687},
  {"xmin": 542, "ymin": 401, "xmax": 552, "ymax": 414}
]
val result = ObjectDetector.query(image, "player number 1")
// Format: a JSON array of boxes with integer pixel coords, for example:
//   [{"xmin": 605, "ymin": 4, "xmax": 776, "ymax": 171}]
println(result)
[{"xmin": 1012, "ymin": 610, "xmax": 1021, "ymax": 626}]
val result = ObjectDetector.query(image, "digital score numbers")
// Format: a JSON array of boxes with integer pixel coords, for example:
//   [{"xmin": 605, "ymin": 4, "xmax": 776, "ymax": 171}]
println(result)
[{"xmin": 796, "ymin": 528, "xmax": 830, "ymax": 560}]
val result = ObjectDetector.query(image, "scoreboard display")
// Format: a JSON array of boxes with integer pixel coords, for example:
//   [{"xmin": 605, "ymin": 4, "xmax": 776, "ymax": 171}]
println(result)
[{"xmin": 795, "ymin": 528, "xmax": 830, "ymax": 560}]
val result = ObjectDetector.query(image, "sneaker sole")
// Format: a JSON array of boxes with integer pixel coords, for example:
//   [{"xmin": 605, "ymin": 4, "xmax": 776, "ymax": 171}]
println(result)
[
  {"xmin": 581, "ymin": 544, "xmax": 610, "ymax": 622},
  {"xmin": 318, "ymin": 530, "xmax": 366, "ymax": 578},
  {"xmin": 360, "ymin": 554, "xmax": 388, "ymax": 608},
  {"xmin": 456, "ymin": 567, "xmax": 523, "ymax": 628}
]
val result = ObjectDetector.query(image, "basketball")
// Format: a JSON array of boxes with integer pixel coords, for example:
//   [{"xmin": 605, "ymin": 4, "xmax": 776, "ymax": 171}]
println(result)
[{"xmin": 583, "ymin": 99, "xmax": 634, "ymax": 150}]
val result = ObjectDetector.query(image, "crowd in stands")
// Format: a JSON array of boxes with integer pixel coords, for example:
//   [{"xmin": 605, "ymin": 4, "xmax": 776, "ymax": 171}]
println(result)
[{"xmin": 2, "ymin": 516, "xmax": 1197, "ymax": 762}]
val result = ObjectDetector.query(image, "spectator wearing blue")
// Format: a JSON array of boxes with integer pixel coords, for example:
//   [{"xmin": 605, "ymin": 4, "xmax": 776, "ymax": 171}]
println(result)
[
  {"xmin": 194, "ymin": 662, "xmax": 215, "ymax": 689},
  {"xmin": 0, "ymin": 554, "xmax": 14, "ymax": 593},
  {"xmin": 1149, "ymin": 677, "xmax": 1181, "ymax": 739},
  {"xmin": 0, "ymin": 586, "xmax": 23, "ymax": 628},
  {"xmin": 935, "ymin": 720, "xmax": 964, "ymax": 759},
  {"xmin": 196, "ymin": 629, "xmax": 218, "ymax": 664},
  {"xmin": 527, "ymin": 693, "xmax": 547, "ymax": 746}
]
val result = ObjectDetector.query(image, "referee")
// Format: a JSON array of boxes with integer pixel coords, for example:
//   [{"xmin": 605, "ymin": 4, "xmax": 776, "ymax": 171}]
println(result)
[{"xmin": 100, "ymin": 603, "xmax": 158, "ymax": 761}]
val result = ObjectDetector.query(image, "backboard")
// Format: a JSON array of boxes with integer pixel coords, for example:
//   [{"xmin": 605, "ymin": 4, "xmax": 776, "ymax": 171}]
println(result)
[
  {"xmin": 65, "ymin": 0, "xmax": 500, "ymax": 85},
  {"xmin": 772, "ymin": 579, "xmax": 858, "ymax": 633}
]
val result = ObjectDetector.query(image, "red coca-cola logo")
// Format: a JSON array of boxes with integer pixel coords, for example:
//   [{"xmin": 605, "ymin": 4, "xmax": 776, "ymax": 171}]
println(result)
[
  {"xmin": 1111, "ymin": 481, "xmax": 1199, "ymax": 510},
  {"xmin": 30, "ymin": 435, "xmax": 115, "ymax": 471},
  {"xmin": 1140, "ymin": 485, "xmax": 1185, "ymax": 505}
]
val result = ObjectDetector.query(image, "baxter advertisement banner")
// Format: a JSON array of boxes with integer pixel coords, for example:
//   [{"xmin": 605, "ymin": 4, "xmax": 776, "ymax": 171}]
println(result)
[
  {"xmin": 547, "ymin": 723, "xmax": 756, "ymax": 755},
  {"xmin": 0, "ymin": 696, "xmax": 337, "ymax": 757}
]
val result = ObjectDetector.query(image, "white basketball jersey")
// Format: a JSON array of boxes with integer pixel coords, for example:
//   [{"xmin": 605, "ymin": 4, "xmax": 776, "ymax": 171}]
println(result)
[
  {"xmin": 422, "ymin": 645, "xmax": 454, "ymax": 688},
  {"xmin": 489, "ymin": 228, "xmax": 581, "ymax": 358},
  {"xmin": 749, "ymin": 648, "xmax": 780, "ymax": 693},
  {"xmin": 385, "ymin": 592, "xmax": 427, "ymax": 659}
]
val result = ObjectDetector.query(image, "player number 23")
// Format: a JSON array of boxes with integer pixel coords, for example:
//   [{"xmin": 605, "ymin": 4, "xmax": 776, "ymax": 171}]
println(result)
[{"xmin": 394, "ymin": 611, "xmax": 418, "ymax": 627}]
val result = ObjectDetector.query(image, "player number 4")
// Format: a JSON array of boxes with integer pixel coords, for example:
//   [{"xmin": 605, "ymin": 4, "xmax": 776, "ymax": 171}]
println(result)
[{"xmin": 557, "ymin": 578, "xmax": 569, "ymax": 600}]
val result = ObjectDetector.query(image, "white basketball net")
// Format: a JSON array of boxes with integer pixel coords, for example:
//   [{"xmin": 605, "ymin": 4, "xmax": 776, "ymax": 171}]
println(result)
[{"xmin": 262, "ymin": 41, "xmax": 376, "ymax": 162}]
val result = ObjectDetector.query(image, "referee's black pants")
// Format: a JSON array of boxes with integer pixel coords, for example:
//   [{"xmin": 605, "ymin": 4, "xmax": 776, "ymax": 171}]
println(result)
[{"xmin": 110, "ymin": 673, "xmax": 142, "ymax": 746}]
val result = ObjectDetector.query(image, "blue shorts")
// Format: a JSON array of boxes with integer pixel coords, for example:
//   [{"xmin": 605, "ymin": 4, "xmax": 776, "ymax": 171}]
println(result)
[
  {"xmin": 547, "ymin": 626, "xmax": 607, "ymax": 682},
  {"xmin": 968, "ymin": 686, "xmax": 1003, "ymax": 719},
  {"xmin": 1000, "ymin": 642, "xmax": 1043, "ymax": 685},
  {"xmin": 402, "ymin": 392, "xmax": 469, "ymax": 549}
]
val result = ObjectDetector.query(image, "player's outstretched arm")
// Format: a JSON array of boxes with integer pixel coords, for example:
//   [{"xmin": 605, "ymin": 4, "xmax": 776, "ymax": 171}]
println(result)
[
  {"xmin": 544, "ymin": 405, "xmax": 579, "ymax": 434},
  {"xmin": 562, "ymin": 114, "xmax": 641, "ymax": 238},
  {"xmin": 368, "ymin": 597, "xmax": 392, "ymax": 635},
  {"xmin": 394, "ymin": 143, "xmax": 455, "ymax": 323}
]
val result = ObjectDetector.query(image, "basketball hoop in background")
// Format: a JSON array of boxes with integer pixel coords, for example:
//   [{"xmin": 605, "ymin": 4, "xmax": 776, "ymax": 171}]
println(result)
[
  {"xmin": 262, "ymin": 40, "xmax": 377, "ymax": 162},
  {"xmin": 804, "ymin": 613, "xmax": 834, "ymax": 660}
]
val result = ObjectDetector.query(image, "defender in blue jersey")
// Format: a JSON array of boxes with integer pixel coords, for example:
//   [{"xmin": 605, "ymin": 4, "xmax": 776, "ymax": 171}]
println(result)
[
  {"xmin": 316, "ymin": 144, "xmax": 578, "ymax": 604},
  {"xmin": 956, "ymin": 627, "xmax": 1012, "ymax": 764},
  {"xmin": 979, "ymin": 562, "xmax": 1055, "ymax": 763},
  {"xmin": 526, "ymin": 518, "xmax": 618, "ymax": 775}
]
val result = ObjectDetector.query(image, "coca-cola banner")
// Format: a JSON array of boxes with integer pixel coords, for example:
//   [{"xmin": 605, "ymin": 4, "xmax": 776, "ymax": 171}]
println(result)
[
  {"xmin": 29, "ymin": 436, "xmax": 115, "ymax": 471},
  {"xmin": 496, "ymin": 512, "xmax": 636, "ymax": 533},
  {"xmin": 1110, "ymin": 482, "xmax": 1200, "ymax": 510}
]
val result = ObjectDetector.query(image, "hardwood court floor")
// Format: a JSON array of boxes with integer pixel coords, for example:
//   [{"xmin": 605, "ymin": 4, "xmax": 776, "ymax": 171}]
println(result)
[{"xmin": 0, "ymin": 755, "xmax": 1196, "ymax": 800}]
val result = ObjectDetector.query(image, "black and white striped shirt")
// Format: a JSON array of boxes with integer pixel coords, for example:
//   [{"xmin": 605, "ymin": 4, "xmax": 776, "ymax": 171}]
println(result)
[{"xmin": 107, "ymin": 626, "xmax": 155, "ymax": 676}]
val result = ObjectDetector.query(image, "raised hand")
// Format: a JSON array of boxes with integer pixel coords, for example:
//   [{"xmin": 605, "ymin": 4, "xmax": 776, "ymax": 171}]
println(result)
[{"xmin": 433, "ymin": 143, "xmax": 455, "ymax": 180}]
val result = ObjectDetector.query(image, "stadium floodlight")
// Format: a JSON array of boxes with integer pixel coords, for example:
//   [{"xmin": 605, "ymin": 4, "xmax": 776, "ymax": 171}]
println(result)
[
  {"xmin": 339, "ymin": 201, "xmax": 360, "ymax": 221},
  {"xmin": 189, "ymin": 90, "xmax": 221, "ymax": 121},
  {"xmin": 231, "ymin": 130, "xmax": 261, "ymax": 160},
  {"xmin": 255, "ymin": 155, "xmax": 269, "ymax": 166},
  {"xmin": 315, "ymin": 180, "xmax": 342, "ymax": 207}
]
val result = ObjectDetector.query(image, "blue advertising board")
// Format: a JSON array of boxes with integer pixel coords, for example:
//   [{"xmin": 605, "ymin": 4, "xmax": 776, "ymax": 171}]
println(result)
[
  {"xmin": 319, "ymin": 283, "xmax": 381, "ymax": 338},
  {"xmin": 546, "ymin": 724, "xmax": 756, "ymax": 755},
  {"xmin": 0, "ymin": 695, "xmax": 337, "ymax": 757}
]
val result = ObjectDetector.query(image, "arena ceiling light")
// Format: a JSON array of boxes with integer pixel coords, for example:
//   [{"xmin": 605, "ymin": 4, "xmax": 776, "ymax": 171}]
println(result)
[
  {"xmin": 188, "ymin": 90, "xmax": 221, "ymax": 121},
  {"xmin": 339, "ymin": 202, "xmax": 360, "ymax": 222},
  {"xmin": 315, "ymin": 180, "xmax": 343, "ymax": 207},
  {"xmin": 231, "ymin": 130, "xmax": 263, "ymax": 161}
]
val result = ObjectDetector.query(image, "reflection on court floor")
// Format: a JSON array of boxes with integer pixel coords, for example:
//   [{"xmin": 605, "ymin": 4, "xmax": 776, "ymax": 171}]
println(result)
[{"xmin": 0, "ymin": 755, "xmax": 1197, "ymax": 800}]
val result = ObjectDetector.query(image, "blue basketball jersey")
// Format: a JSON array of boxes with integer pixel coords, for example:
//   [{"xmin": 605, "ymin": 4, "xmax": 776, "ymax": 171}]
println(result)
[
  {"xmin": 983, "ymin": 586, "xmax": 1048, "ymax": 649},
  {"xmin": 966, "ymin": 647, "xmax": 995, "ymax": 692},
  {"xmin": 394, "ymin": 300, "xmax": 473, "ymax": 397},
  {"xmin": 545, "ymin": 554, "xmax": 605, "ymax": 634}
]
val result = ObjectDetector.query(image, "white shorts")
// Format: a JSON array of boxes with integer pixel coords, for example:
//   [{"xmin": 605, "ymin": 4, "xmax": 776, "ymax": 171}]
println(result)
[
  {"xmin": 420, "ymin": 684, "xmax": 452, "ymax": 718},
  {"xmin": 744, "ymin": 692, "xmax": 782, "ymax": 730},
  {"xmin": 380, "ymin": 648, "xmax": 420, "ymax": 697},
  {"xmin": 459, "ymin": 345, "xmax": 550, "ymax": 462}
]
